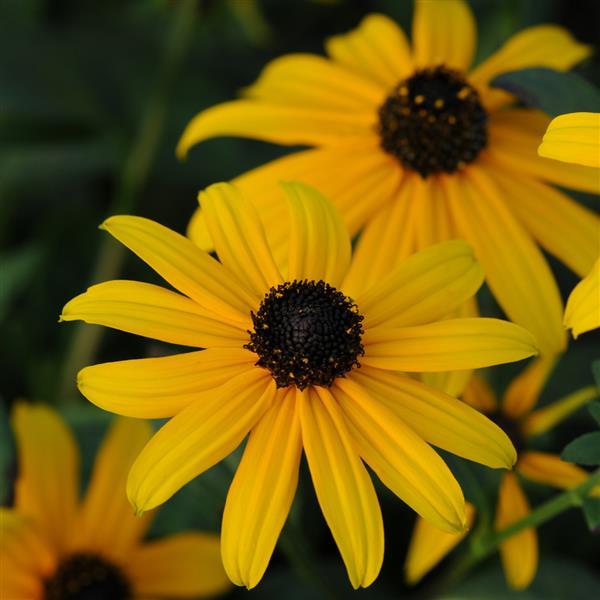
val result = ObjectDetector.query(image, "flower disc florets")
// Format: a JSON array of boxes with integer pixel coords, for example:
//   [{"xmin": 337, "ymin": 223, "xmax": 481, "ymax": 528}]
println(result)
[
  {"xmin": 378, "ymin": 65, "xmax": 488, "ymax": 177},
  {"xmin": 44, "ymin": 553, "xmax": 132, "ymax": 600},
  {"xmin": 245, "ymin": 280, "xmax": 364, "ymax": 390}
]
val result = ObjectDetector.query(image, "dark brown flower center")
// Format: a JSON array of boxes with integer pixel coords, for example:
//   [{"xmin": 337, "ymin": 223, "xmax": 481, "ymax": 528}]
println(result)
[
  {"xmin": 44, "ymin": 553, "xmax": 132, "ymax": 600},
  {"xmin": 245, "ymin": 280, "xmax": 364, "ymax": 390},
  {"xmin": 378, "ymin": 65, "xmax": 488, "ymax": 177}
]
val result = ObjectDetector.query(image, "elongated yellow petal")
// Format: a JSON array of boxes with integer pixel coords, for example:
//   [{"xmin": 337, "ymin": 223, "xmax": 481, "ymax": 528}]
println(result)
[
  {"xmin": 352, "ymin": 367, "xmax": 516, "ymax": 469},
  {"xmin": 564, "ymin": 259, "xmax": 600, "ymax": 338},
  {"xmin": 496, "ymin": 472, "xmax": 538, "ymax": 590},
  {"xmin": 470, "ymin": 24, "xmax": 591, "ymax": 87},
  {"xmin": 221, "ymin": 389, "xmax": 301, "ymax": 589},
  {"xmin": 461, "ymin": 375, "xmax": 498, "ymax": 414},
  {"xmin": 356, "ymin": 240, "xmax": 483, "ymax": 329},
  {"xmin": 127, "ymin": 370, "xmax": 274, "ymax": 513},
  {"xmin": 326, "ymin": 13, "xmax": 413, "ymax": 87},
  {"xmin": 487, "ymin": 163, "xmax": 599, "ymax": 278},
  {"xmin": 334, "ymin": 379, "xmax": 466, "ymax": 533},
  {"xmin": 501, "ymin": 356, "xmax": 557, "ymax": 420},
  {"xmin": 283, "ymin": 182, "xmax": 351, "ymax": 287},
  {"xmin": 362, "ymin": 318, "xmax": 538, "ymax": 372},
  {"xmin": 177, "ymin": 100, "xmax": 375, "ymax": 157},
  {"xmin": 300, "ymin": 387, "xmax": 384, "ymax": 589},
  {"xmin": 77, "ymin": 349, "xmax": 255, "ymax": 418},
  {"xmin": 445, "ymin": 165, "xmax": 566, "ymax": 356},
  {"xmin": 126, "ymin": 533, "xmax": 230, "ymax": 598},
  {"xmin": 517, "ymin": 451, "xmax": 600, "ymax": 497},
  {"xmin": 538, "ymin": 112, "xmax": 600, "ymax": 168},
  {"xmin": 12, "ymin": 403, "xmax": 78, "ymax": 554},
  {"xmin": 70, "ymin": 418, "xmax": 153, "ymax": 561},
  {"xmin": 101, "ymin": 215, "xmax": 256, "ymax": 323},
  {"xmin": 412, "ymin": 0, "xmax": 476, "ymax": 70},
  {"xmin": 405, "ymin": 503, "xmax": 476, "ymax": 585},
  {"xmin": 61, "ymin": 281, "xmax": 247, "ymax": 348},
  {"xmin": 487, "ymin": 110, "xmax": 599, "ymax": 194},
  {"xmin": 522, "ymin": 386, "xmax": 598, "ymax": 438}
]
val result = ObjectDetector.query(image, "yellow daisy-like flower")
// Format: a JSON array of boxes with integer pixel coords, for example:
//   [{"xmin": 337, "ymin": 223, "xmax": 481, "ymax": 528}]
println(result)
[
  {"xmin": 61, "ymin": 182, "xmax": 538, "ymax": 589},
  {"xmin": 538, "ymin": 112, "xmax": 600, "ymax": 168},
  {"xmin": 177, "ymin": 0, "xmax": 599, "ymax": 358},
  {"xmin": 1, "ymin": 403, "xmax": 229, "ymax": 600},
  {"xmin": 404, "ymin": 358, "xmax": 600, "ymax": 590},
  {"xmin": 564, "ymin": 257, "xmax": 600, "ymax": 338}
]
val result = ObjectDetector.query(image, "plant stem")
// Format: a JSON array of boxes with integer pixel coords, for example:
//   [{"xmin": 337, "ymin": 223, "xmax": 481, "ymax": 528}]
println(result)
[{"xmin": 58, "ymin": 0, "xmax": 196, "ymax": 405}]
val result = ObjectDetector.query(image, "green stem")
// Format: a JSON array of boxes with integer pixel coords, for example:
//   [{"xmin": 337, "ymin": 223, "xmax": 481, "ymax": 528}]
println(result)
[{"xmin": 58, "ymin": 0, "xmax": 197, "ymax": 405}]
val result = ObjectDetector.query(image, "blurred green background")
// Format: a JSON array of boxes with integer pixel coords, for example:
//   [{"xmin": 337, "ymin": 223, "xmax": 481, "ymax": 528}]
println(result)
[{"xmin": 1, "ymin": 0, "xmax": 599, "ymax": 598}]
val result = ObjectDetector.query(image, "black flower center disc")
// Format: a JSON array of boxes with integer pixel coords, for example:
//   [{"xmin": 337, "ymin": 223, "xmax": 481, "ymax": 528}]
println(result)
[
  {"xmin": 378, "ymin": 65, "xmax": 488, "ymax": 177},
  {"xmin": 44, "ymin": 553, "xmax": 132, "ymax": 600},
  {"xmin": 245, "ymin": 280, "xmax": 364, "ymax": 390}
]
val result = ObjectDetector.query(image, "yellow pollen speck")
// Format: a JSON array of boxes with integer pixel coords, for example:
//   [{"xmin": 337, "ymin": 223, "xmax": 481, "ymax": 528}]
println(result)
[
  {"xmin": 415, "ymin": 94, "xmax": 425, "ymax": 104},
  {"xmin": 434, "ymin": 98, "xmax": 444, "ymax": 109},
  {"xmin": 399, "ymin": 86, "xmax": 409, "ymax": 96},
  {"xmin": 457, "ymin": 87, "xmax": 470, "ymax": 100},
  {"xmin": 448, "ymin": 115, "xmax": 457, "ymax": 124}
]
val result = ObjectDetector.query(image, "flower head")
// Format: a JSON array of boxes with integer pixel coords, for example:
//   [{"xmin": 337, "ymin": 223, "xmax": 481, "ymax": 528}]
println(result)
[
  {"xmin": 1, "ymin": 403, "xmax": 229, "ymax": 600},
  {"xmin": 404, "ymin": 357, "xmax": 600, "ymax": 589},
  {"xmin": 178, "ymin": 0, "xmax": 599, "ymax": 358},
  {"xmin": 61, "ymin": 181, "xmax": 538, "ymax": 588}
]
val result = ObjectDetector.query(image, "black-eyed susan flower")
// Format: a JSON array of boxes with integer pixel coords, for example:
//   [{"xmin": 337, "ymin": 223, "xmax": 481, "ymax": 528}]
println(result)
[
  {"xmin": 0, "ymin": 403, "xmax": 229, "ymax": 600},
  {"xmin": 61, "ymin": 182, "xmax": 538, "ymax": 589},
  {"xmin": 404, "ymin": 358, "xmax": 600, "ymax": 590},
  {"xmin": 177, "ymin": 0, "xmax": 599, "ymax": 358}
]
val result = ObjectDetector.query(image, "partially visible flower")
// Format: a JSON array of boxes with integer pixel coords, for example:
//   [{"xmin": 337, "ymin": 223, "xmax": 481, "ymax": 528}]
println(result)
[
  {"xmin": 178, "ymin": 0, "xmax": 599, "ymax": 358},
  {"xmin": 404, "ymin": 358, "xmax": 600, "ymax": 590},
  {"xmin": 1, "ymin": 403, "xmax": 229, "ymax": 600},
  {"xmin": 538, "ymin": 112, "xmax": 600, "ymax": 168},
  {"xmin": 60, "ymin": 182, "xmax": 538, "ymax": 589},
  {"xmin": 564, "ymin": 257, "xmax": 600, "ymax": 338}
]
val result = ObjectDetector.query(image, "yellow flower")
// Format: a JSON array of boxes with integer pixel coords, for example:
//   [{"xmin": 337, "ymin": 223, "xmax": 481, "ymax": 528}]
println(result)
[
  {"xmin": 60, "ymin": 182, "xmax": 537, "ymax": 588},
  {"xmin": 564, "ymin": 257, "xmax": 600, "ymax": 338},
  {"xmin": 178, "ymin": 0, "xmax": 599, "ymax": 358},
  {"xmin": 1, "ymin": 403, "xmax": 229, "ymax": 600},
  {"xmin": 538, "ymin": 112, "xmax": 600, "ymax": 168},
  {"xmin": 404, "ymin": 357, "xmax": 600, "ymax": 590}
]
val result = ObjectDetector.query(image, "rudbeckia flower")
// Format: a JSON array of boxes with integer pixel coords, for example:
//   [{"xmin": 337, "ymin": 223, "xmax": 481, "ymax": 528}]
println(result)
[
  {"xmin": 1, "ymin": 403, "xmax": 229, "ymax": 600},
  {"xmin": 177, "ymin": 0, "xmax": 599, "ymax": 358},
  {"xmin": 61, "ymin": 182, "xmax": 538, "ymax": 589},
  {"xmin": 404, "ymin": 358, "xmax": 600, "ymax": 590}
]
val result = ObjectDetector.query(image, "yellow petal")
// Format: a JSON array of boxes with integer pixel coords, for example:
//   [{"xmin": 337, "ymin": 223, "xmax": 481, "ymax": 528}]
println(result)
[
  {"xmin": 470, "ymin": 24, "xmax": 591, "ymax": 88},
  {"xmin": 351, "ymin": 367, "xmax": 516, "ymax": 469},
  {"xmin": 70, "ymin": 418, "xmax": 154, "ymax": 561},
  {"xmin": 495, "ymin": 472, "xmax": 538, "ymax": 590},
  {"xmin": 501, "ymin": 356, "xmax": 557, "ymax": 420},
  {"xmin": 404, "ymin": 503, "xmax": 476, "ymax": 585},
  {"xmin": 486, "ymin": 162, "xmax": 599, "ymax": 278},
  {"xmin": 61, "ymin": 280, "xmax": 247, "ymax": 348},
  {"xmin": 126, "ymin": 533, "xmax": 230, "ymax": 598},
  {"xmin": 177, "ymin": 100, "xmax": 375, "ymax": 156},
  {"xmin": 522, "ymin": 385, "xmax": 598, "ymax": 438},
  {"xmin": 77, "ymin": 349, "xmax": 256, "ymax": 418},
  {"xmin": 564, "ymin": 259, "xmax": 600, "ymax": 338},
  {"xmin": 187, "ymin": 204, "xmax": 213, "ymax": 252},
  {"xmin": 334, "ymin": 379, "xmax": 466, "ymax": 533},
  {"xmin": 355, "ymin": 240, "xmax": 484, "ymax": 329},
  {"xmin": 221, "ymin": 389, "xmax": 301, "ymax": 589},
  {"xmin": 299, "ymin": 387, "xmax": 384, "ymax": 589},
  {"xmin": 412, "ymin": 175, "xmax": 456, "ymax": 250},
  {"xmin": 538, "ymin": 112, "xmax": 600, "ymax": 168},
  {"xmin": 283, "ymin": 181, "xmax": 351, "ymax": 287},
  {"xmin": 412, "ymin": 0, "xmax": 476, "ymax": 70},
  {"xmin": 517, "ymin": 451, "xmax": 600, "ymax": 497},
  {"xmin": 487, "ymin": 110, "xmax": 599, "ymax": 195},
  {"xmin": 362, "ymin": 318, "xmax": 538, "ymax": 372},
  {"xmin": 445, "ymin": 165, "xmax": 566, "ymax": 357},
  {"xmin": 12, "ymin": 403, "xmax": 78, "ymax": 554},
  {"xmin": 101, "ymin": 215, "xmax": 256, "ymax": 323},
  {"xmin": 461, "ymin": 375, "xmax": 498, "ymax": 414},
  {"xmin": 326, "ymin": 13, "xmax": 413, "ymax": 88},
  {"xmin": 127, "ymin": 369, "xmax": 273, "ymax": 513}
]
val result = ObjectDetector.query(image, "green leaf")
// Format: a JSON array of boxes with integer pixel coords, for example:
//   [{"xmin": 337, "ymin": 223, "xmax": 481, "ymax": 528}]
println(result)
[
  {"xmin": 582, "ymin": 497, "xmax": 600, "ymax": 531},
  {"xmin": 592, "ymin": 360, "xmax": 600, "ymax": 393},
  {"xmin": 561, "ymin": 432, "xmax": 600, "ymax": 465},
  {"xmin": 0, "ymin": 401, "xmax": 15, "ymax": 505},
  {"xmin": 588, "ymin": 401, "xmax": 600, "ymax": 427},
  {"xmin": 491, "ymin": 68, "xmax": 600, "ymax": 116}
]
